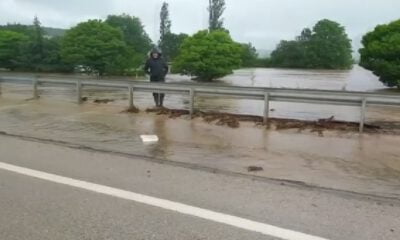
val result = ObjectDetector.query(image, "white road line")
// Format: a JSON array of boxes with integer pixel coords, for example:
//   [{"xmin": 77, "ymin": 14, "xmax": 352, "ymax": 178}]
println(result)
[{"xmin": 0, "ymin": 162, "xmax": 329, "ymax": 240}]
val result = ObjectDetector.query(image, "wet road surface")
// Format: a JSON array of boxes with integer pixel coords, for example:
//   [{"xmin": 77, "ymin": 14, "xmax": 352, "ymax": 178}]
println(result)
[{"xmin": 1, "ymin": 135, "xmax": 400, "ymax": 240}]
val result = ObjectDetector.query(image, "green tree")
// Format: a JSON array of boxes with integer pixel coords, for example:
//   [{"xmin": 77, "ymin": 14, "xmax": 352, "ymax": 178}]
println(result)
[
  {"xmin": 61, "ymin": 20, "xmax": 132, "ymax": 76},
  {"xmin": 173, "ymin": 30, "xmax": 242, "ymax": 81},
  {"xmin": 31, "ymin": 16, "xmax": 45, "ymax": 64},
  {"xmin": 270, "ymin": 19, "xmax": 353, "ymax": 69},
  {"xmin": 0, "ymin": 21, "xmax": 70, "ymax": 72},
  {"xmin": 4, "ymin": 17, "xmax": 47, "ymax": 71},
  {"xmin": 309, "ymin": 19, "xmax": 353, "ymax": 69},
  {"xmin": 106, "ymin": 14, "xmax": 152, "ymax": 67},
  {"xmin": 0, "ymin": 30, "xmax": 28, "ymax": 70},
  {"xmin": 359, "ymin": 19, "xmax": 400, "ymax": 88},
  {"xmin": 159, "ymin": 2, "xmax": 171, "ymax": 45},
  {"xmin": 295, "ymin": 28, "xmax": 314, "ymax": 67},
  {"xmin": 270, "ymin": 40, "xmax": 305, "ymax": 68},
  {"xmin": 296, "ymin": 28, "xmax": 312, "ymax": 42},
  {"xmin": 40, "ymin": 37, "xmax": 73, "ymax": 72},
  {"xmin": 208, "ymin": 0, "xmax": 225, "ymax": 31},
  {"xmin": 240, "ymin": 43, "xmax": 258, "ymax": 67},
  {"xmin": 160, "ymin": 33, "xmax": 188, "ymax": 62},
  {"xmin": 158, "ymin": 2, "xmax": 179, "ymax": 61}
]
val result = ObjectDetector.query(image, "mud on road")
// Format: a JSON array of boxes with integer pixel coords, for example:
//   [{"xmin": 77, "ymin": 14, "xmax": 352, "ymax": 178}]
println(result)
[{"xmin": 130, "ymin": 107, "xmax": 390, "ymax": 135}]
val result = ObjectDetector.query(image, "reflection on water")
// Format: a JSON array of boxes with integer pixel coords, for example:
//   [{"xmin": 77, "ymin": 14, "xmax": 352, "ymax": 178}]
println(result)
[
  {"xmin": 221, "ymin": 65, "xmax": 386, "ymax": 91},
  {"xmin": 146, "ymin": 117, "xmax": 169, "ymax": 159},
  {"xmin": 1, "ymin": 65, "xmax": 399, "ymax": 122}
]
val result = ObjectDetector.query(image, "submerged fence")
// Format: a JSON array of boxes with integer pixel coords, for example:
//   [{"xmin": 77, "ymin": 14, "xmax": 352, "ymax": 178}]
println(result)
[{"xmin": 1, "ymin": 76, "xmax": 400, "ymax": 133}]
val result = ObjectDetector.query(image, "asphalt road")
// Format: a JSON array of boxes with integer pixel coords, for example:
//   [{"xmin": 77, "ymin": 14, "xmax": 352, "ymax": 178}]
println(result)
[{"xmin": 0, "ymin": 135, "xmax": 399, "ymax": 240}]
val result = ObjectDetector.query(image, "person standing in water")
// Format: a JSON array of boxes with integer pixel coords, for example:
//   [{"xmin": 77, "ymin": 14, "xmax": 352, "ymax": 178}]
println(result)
[{"xmin": 144, "ymin": 49, "xmax": 169, "ymax": 107}]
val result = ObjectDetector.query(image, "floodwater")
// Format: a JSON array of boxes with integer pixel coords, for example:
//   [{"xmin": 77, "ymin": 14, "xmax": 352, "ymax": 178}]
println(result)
[
  {"xmin": 1, "ymin": 67, "xmax": 400, "ymax": 198},
  {"xmin": 0, "ymin": 98, "xmax": 400, "ymax": 199},
  {"xmin": 221, "ymin": 65, "xmax": 386, "ymax": 91},
  {"xmin": 1, "ymin": 65, "xmax": 400, "ymax": 123}
]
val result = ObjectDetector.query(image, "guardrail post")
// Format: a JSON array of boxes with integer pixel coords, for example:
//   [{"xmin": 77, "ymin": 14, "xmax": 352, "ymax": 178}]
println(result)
[
  {"xmin": 189, "ymin": 88, "xmax": 195, "ymax": 118},
  {"xmin": 0, "ymin": 77, "xmax": 2, "ymax": 96},
  {"xmin": 264, "ymin": 92, "xmax": 270, "ymax": 125},
  {"xmin": 129, "ymin": 85, "xmax": 134, "ymax": 108},
  {"xmin": 33, "ymin": 77, "xmax": 39, "ymax": 99},
  {"xmin": 359, "ymin": 98, "xmax": 367, "ymax": 133},
  {"xmin": 76, "ymin": 80, "xmax": 82, "ymax": 104}
]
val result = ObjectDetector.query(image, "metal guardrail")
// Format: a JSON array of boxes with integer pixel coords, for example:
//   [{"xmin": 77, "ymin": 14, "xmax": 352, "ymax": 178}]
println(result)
[{"xmin": 1, "ymin": 76, "xmax": 400, "ymax": 133}]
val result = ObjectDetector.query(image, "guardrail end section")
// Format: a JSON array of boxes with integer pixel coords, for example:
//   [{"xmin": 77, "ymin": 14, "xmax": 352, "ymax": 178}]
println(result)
[
  {"xmin": 359, "ymin": 98, "xmax": 367, "ymax": 133},
  {"xmin": 129, "ymin": 85, "xmax": 134, "ymax": 108},
  {"xmin": 189, "ymin": 88, "xmax": 195, "ymax": 117},
  {"xmin": 76, "ymin": 80, "xmax": 83, "ymax": 104},
  {"xmin": 264, "ymin": 92, "xmax": 270, "ymax": 125},
  {"xmin": 33, "ymin": 77, "xmax": 39, "ymax": 99}
]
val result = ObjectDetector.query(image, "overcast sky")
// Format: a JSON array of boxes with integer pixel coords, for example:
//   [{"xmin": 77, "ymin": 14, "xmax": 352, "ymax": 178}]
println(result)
[{"xmin": 1, "ymin": 0, "xmax": 399, "ymax": 50}]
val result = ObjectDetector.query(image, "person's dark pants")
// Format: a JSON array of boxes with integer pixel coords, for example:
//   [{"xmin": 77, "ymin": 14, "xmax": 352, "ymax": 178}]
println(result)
[{"xmin": 150, "ymin": 75, "xmax": 165, "ymax": 107}]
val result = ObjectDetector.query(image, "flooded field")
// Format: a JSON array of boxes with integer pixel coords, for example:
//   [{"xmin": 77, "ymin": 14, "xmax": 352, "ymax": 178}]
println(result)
[{"xmin": 1, "ymin": 65, "xmax": 400, "ymax": 123}]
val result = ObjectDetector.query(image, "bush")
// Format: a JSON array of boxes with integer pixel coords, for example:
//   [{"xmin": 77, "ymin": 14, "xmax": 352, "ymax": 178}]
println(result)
[
  {"xmin": 240, "ymin": 43, "xmax": 258, "ymax": 67},
  {"xmin": 173, "ymin": 30, "xmax": 242, "ymax": 81},
  {"xmin": 359, "ymin": 19, "xmax": 400, "ymax": 88},
  {"xmin": 61, "ymin": 20, "xmax": 133, "ymax": 76},
  {"xmin": 270, "ymin": 19, "xmax": 353, "ymax": 69},
  {"xmin": 0, "ymin": 30, "xmax": 28, "ymax": 70}
]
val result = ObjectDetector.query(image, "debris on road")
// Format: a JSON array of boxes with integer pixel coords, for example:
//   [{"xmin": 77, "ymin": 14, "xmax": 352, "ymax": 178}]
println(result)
[
  {"xmin": 124, "ymin": 107, "xmax": 384, "ymax": 133},
  {"xmin": 273, "ymin": 117, "xmax": 380, "ymax": 133},
  {"xmin": 121, "ymin": 106, "xmax": 140, "ymax": 113},
  {"xmin": 146, "ymin": 107, "xmax": 189, "ymax": 119},
  {"xmin": 201, "ymin": 113, "xmax": 240, "ymax": 128},
  {"xmin": 247, "ymin": 166, "xmax": 264, "ymax": 172},
  {"xmin": 94, "ymin": 99, "xmax": 115, "ymax": 104}
]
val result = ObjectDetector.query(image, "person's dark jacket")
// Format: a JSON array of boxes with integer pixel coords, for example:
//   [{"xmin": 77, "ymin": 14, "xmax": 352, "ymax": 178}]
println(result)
[{"xmin": 144, "ymin": 53, "xmax": 169, "ymax": 81}]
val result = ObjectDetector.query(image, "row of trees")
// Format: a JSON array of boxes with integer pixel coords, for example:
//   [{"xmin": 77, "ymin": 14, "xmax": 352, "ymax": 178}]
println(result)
[
  {"xmin": 63, "ymin": 14, "xmax": 153, "ymax": 75},
  {"xmin": 270, "ymin": 19, "xmax": 353, "ymax": 69},
  {"xmin": 0, "ymin": 0, "xmax": 254, "ymax": 79},
  {"xmin": 0, "ymin": 17, "xmax": 71, "ymax": 72},
  {"xmin": 0, "ymin": 0, "xmax": 398, "ymax": 87},
  {"xmin": 0, "ymin": 14, "xmax": 153, "ymax": 75},
  {"xmin": 266, "ymin": 19, "xmax": 400, "ymax": 88}
]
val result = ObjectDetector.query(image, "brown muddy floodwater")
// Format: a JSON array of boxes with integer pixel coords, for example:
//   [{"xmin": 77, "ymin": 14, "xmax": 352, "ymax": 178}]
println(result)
[
  {"xmin": 0, "ymin": 98, "xmax": 400, "ymax": 198},
  {"xmin": 1, "ymin": 65, "xmax": 400, "ymax": 123},
  {"xmin": 1, "ymin": 66, "xmax": 400, "ymax": 198}
]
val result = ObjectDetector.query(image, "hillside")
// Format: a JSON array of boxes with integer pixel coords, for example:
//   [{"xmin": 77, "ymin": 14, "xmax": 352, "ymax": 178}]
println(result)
[{"xmin": 0, "ymin": 24, "xmax": 66, "ymax": 38}]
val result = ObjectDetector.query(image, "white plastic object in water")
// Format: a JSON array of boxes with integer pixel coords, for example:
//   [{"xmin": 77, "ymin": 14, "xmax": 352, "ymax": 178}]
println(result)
[{"xmin": 140, "ymin": 135, "xmax": 159, "ymax": 143}]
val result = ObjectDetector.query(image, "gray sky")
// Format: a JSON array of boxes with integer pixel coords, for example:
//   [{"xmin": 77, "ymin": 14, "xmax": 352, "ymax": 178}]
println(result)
[{"xmin": 1, "ymin": 0, "xmax": 399, "ymax": 50}]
